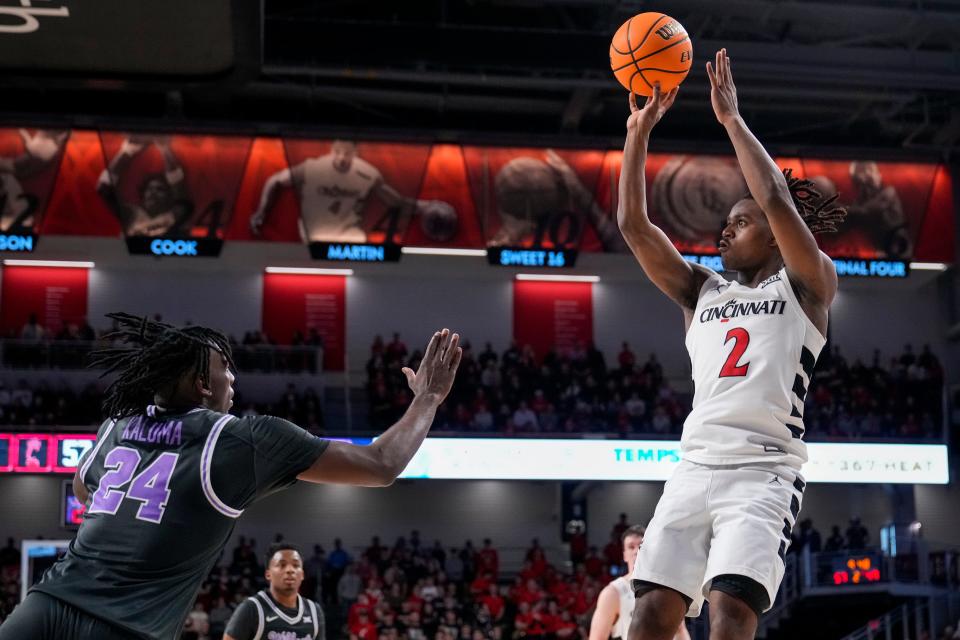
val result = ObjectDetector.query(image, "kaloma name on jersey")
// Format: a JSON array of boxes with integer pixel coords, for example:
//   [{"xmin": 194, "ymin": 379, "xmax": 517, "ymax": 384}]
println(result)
[
  {"xmin": 699, "ymin": 298, "xmax": 787, "ymax": 324},
  {"xmin": 120, "ymin": 415, "xmax": 184, "ymax": 446}
]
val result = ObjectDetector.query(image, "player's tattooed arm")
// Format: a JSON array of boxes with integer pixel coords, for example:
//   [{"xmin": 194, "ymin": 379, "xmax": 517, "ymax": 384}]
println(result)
[
  {"xmin": 618, "ymin": 85, "xmax": 710, "ymax": 311},
  {"xmin": 708, "ymin": 49, "xmax": 837, "ymax": 307},
  {"xmin": 298, "ymin": 329, "xmax": 462, "ymax": 487}
]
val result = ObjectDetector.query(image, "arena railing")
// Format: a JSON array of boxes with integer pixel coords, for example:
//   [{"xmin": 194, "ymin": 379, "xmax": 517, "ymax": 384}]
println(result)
[
  {"xmin": 0, "ymin": 339, "xmax": 323, "ymax": 375},
  {"xmin": 838, "ymin": 592, "xmax": 960, "ymax": 640}
]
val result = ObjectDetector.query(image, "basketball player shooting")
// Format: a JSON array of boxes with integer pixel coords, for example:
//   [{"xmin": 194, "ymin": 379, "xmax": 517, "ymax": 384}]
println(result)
[
  {"xmin": 249, "ymin": 139, "xmax": 455, "ymax": 243},
  {"xmin": 0, "ymin": 316, "xmax": 461, "ymax": 640},
  {"xmin": 224, "ymin": 543, "xmax": 325, "ymax": 640},
  {"xmin": 618, "ymin": 49, "xmax": 845, "ymax": 640},
  {"xmin": 589, "ymin": 526, "xmax": 689, "ymax": 640},
  {"xmin": 97, "ymin": 135, "xmax": 193, "ymax": 237}
]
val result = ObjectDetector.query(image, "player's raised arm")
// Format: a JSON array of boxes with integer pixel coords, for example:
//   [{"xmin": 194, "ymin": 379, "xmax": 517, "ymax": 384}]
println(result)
[
  {"xmin": 298, "ymin": 329, "xmax": 462, "ymax": 487},
  {"xmin": 707, "ymin": 48, "xmax": 838, "ymax": 306},
  {"xmin": 618, "ymin": 86, "xmax": 712, "ymax": 311}
]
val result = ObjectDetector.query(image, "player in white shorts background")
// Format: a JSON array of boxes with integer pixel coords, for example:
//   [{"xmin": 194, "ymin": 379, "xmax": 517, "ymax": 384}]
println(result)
[
  {"xmin": 616, "ymin": 50, "xmax": 846, "ymax": 640},
  {"xmin": 250, "ymin": 139, "xmax": 451, "ymax": 243},
  {"xmin": 589, "ymin": 525, "xmax": 689, "ymax": 640}
]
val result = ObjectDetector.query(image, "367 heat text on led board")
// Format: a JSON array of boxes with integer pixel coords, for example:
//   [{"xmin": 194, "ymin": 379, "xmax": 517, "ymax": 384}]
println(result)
[{"xmin": 0, "ymin": 433, "xmax": 947, "ymax": 484}]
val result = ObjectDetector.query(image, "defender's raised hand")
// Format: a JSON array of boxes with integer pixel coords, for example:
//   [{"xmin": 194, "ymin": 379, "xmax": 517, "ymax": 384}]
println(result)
[
  {"xmin": 626, "ymin": 83, "xmax": 679, "ymax": 138},
  {"xmin": 402, "ymin": 329, "xmax": 462, "ymax": 404},
  {"xmin": 706, "ymin": 48, "xmax": 740, "ymax": 126}
]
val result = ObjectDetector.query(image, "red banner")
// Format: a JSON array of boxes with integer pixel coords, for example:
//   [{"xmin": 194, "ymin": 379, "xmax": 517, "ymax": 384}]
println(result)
[
  {"xmin": 0, "ymin": 128, "xmax": 69, "ymax": 234},
  {"xmin": 0, "ymin": 266, "xmax": 89, "ymax": 337},
  {"xmin": 513, "ymin": 281, "xmax": 593, "ymax": 360},
  {"xmin": 261, "ymin": 273, "xmax": 346, "ymax": 370},
  {"xmin": 96, "ymin": 132, "xmax": 251, "ymax": 238},
  {"xmin": 462, "ymin": 146, "xmax": 618, "ymax": 251},
  {"xmin": 4, "ymin": 127, "xmax": 953, "ymax": 263}
]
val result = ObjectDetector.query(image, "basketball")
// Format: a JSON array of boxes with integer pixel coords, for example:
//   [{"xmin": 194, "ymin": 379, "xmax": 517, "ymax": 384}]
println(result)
[
  {"xmin": 610, "ymin": 13, "xmax": 693, "ymax": 96},
  {"xmin": 419, "ymin": 199, "xmax": 459, "ymax": 242}
]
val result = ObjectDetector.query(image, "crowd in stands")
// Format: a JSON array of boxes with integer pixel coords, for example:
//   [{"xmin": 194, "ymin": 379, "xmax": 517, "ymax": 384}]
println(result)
[
  {"xmin": 805, "ymin": 344, "xmax": 944, "ymax": 440},
  {"xmin": 2, "ymin": 515, "xmax": 957, "ymax": 639},
  {"xmin": 0, "ymin": 314, "xmax": 948, "ymax": 442},
  {"xmin": 367, "ymin": 334, "xmax": 688, "ymax": 437},
  {"xmin": 366, "ymin": 334, "xmax": 946, "ymax": 441},
  {"xmin": 1, "ymin": 314, "xmax": 323, "ymax": 374},
  {"xmin": 0, "ymin": 525, "xmax": 625, "ymax": 639}
]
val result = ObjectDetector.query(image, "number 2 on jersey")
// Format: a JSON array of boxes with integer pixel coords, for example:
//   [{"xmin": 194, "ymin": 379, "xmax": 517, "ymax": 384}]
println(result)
[
  {"xmin": 88, "ymin": 447, "xmax": 179, "ymax": 524},
  {"xmin": 719, "ymin": 327, "xmax": 750, "ymax": 377}
]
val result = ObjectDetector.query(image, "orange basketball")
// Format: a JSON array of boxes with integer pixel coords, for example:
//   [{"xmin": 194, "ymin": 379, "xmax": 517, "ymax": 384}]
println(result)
[{"xmin": 610, "ymin": 12, "xmax": 693, "ymax": 96}]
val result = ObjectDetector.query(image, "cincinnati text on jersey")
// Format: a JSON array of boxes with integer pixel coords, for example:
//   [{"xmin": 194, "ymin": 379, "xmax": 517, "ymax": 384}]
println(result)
[{"xmin": 699, "ymin": 298, "xmax": 788, "ymax": 323}]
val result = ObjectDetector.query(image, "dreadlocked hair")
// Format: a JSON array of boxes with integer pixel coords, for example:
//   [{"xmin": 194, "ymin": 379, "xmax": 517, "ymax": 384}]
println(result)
[
  {"xmin": 781, "ymin": 168, "xmax": 848, "ymax": 235},
  {"xmin": 88, "ymin": 312, "xmax": 235, "ymax": 419}
]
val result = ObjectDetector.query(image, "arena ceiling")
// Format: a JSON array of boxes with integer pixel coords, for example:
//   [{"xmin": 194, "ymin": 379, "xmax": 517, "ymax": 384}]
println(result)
[{"xmin": 3, "ymin": 0, "xmax": 960, "ymax": 156}]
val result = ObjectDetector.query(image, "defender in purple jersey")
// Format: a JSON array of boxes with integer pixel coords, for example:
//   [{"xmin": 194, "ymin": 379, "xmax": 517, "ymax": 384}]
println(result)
[{"xmin": 0, "ymin": 313, "xmax": 462, "ymax": 640}]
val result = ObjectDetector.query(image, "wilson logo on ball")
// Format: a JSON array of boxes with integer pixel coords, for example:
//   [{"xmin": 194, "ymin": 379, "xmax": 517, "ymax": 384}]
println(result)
[{"xmin": 655, "ymin": 21, "xmax": 682, "ymax": 40}]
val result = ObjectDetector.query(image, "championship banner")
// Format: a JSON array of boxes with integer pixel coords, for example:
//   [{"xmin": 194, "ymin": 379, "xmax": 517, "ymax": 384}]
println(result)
[
  {"xmin": 39, "ymin": 130, "xmax": 120, "ymax": 237},
  {"xmin": 462, "ymin": 146, "xmax": 619, "ymax": 251},
  {"xmin": 793, "ymin": 159, "xmax": 941, "ymax": 260},
  {"xmin": 261, "ymin": 273, "xmax": 345, "ymax": 370},
  {"xmin": 250, "ymin": 139, "xmax": 436, "ymax": 246},
  {"xmin": 0, "ymin": 128, "xmax": 68, "ymax": 243},
  {"xmin": 596, "ymin": 151, "xmax": 953, "ymax": 262},
  {"xmin": 0, "ymin": 265, "xmax": 88, "ymax": 336},
  {"xmin": 97, "ymin": 132, "xmax": 252, "ymax": 253},
  {"xmin": 513, "ymin": 280, "xmax": 593, "ymax": 360}
]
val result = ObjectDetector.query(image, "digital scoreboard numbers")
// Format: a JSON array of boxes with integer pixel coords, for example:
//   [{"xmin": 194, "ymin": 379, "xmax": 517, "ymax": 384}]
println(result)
[
  {"xmin": 832, "ymin": 554, "xmax": 882, "ymax": 585},
  {"xmin": 0, "ymin": 434, "xmax": 96, "ymax": 472}
]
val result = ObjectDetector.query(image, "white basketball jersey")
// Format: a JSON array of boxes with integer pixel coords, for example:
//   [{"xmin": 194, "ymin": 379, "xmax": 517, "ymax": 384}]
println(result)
[
  {"xmin": 682, "ymin": 268, "xmax": 825, "ymax": 468},
  {"xmin": 612, "ymin": 576, "xmax": 634, "ymax": 639},
  {"xmin": 296, "ymin": 155, "xmax": 382, "ymax": 242}
]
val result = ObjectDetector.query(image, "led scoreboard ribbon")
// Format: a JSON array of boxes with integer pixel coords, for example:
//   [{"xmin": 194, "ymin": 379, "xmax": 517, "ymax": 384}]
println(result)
[
  {"xmin": 0, "ymin": 433, "xmax": 947, "ymax": 484},
  {"xmin": 0, "ymin": 433, "xmax": 96, "ymax": 473}
]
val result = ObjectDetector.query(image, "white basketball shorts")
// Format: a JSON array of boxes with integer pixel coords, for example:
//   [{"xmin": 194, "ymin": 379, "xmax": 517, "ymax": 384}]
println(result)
[{"xmin": 632, "ymin": 459, "xmax": 805, "ymax": 617}]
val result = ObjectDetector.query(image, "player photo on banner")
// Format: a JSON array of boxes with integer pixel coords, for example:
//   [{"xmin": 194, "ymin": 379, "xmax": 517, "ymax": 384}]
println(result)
[
  {"xmin": 248, "ymin": 139, "xmax": 439, "ymax": 245},
  {"xmin": 0, "ymin": 128, "xmax": 69, "ymax": 235},
  {"xmin": 97, "ymin": 132, "xmax": 252, "ymax": 240},
  {"xmin": 462, "ymin": 146, "xmax": 620, "ymax": 251},
  {"xmin": 791, "ymin": 159, "xmax": 942, "ymax": 260}
]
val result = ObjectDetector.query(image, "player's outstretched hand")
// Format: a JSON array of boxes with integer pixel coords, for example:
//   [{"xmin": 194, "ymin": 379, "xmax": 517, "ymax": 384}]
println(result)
[
  {"xmin": 626, "ymin": 82, "xmax": 679, "ymax": 138},
  {"xmin": 402, "ymin": 329, "xmax": 462, "ymax": 405},
  {"xmin": 706, "ymin": 48, "xmax": 740, "ymax": 126}
]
